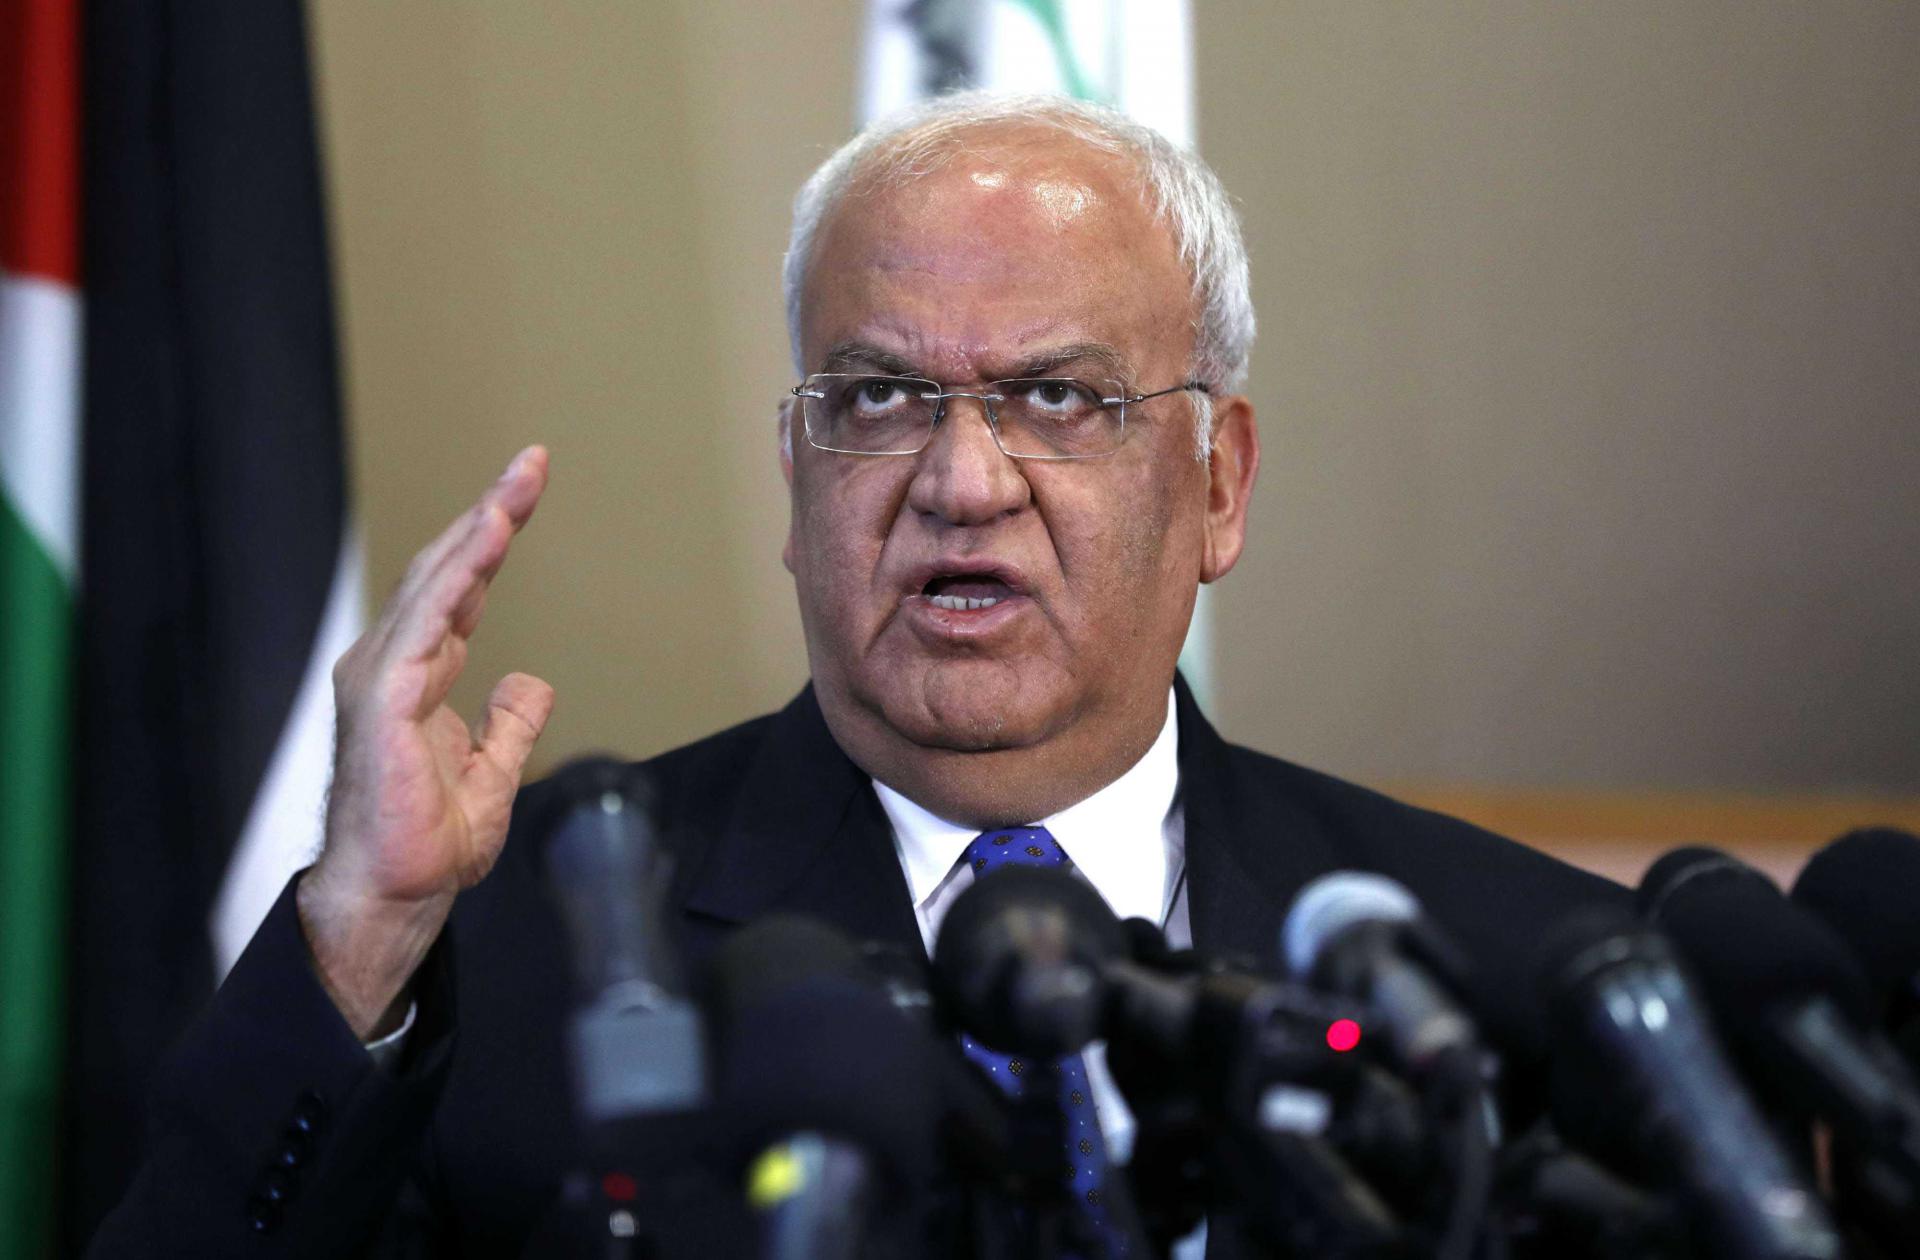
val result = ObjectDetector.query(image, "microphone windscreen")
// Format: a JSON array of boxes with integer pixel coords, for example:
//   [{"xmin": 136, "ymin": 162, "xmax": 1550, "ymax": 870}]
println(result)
[
  {"xmin": 705, "ymin": 916, "xmax": 937, "ymax": 1185},
  {"xmin": 930, "ymin": 864, "xmax": 1123, "ymax": 1056},
  {"xmin": 1280, "ymin": 871, "xmax": 1420, "ymax": 979},
  {"xmin": 1635, "ymin": 846, "xmax": 1759, "ymax": 922},
  {"xmin": 1792, "ymin": 828, "xmax": 1920, "ymax": 1008},
  {"xmin": 704, "ymin": 913, "xmax": 864, "ymax": 1023},
  {"xmin": 1121, "ymin": 915, "xmax": 1174, "ymax": 966},
  {"xmin": 1639, "ymin": 849, "xmax": 1875, "ymax": 1030},
  {"xmin": 717, "ymin": 976, "xmax": 938, "ymax": 1186}
]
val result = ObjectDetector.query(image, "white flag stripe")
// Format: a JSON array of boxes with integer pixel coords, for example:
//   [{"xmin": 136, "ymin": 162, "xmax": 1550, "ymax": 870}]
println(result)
[
  {"xmin": 1109, "ymin": 0, "xmax": 1193, "ymax": 146},
  {"xmin": 209, "ymin": 530, "xmax": 365, "ymax": 977},
  {"xmin": 979, "ymin": 5, "xmax": 1066, "ymax": 93},
  {"xmin": 0, "ymin": 270, "xmax": 81, "ymax": 581}
]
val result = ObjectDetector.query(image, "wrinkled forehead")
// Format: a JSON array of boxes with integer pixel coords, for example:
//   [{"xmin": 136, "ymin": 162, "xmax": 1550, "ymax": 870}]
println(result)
[{"xmin": 799, "ymin": 126, "xmax": 1196, "ymax": 375}]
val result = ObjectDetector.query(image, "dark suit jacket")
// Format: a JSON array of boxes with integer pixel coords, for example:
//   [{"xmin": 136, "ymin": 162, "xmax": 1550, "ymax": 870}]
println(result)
[{"xmin": 91, "ymin": 678, "xmax": 1625, "ymax": 1257}]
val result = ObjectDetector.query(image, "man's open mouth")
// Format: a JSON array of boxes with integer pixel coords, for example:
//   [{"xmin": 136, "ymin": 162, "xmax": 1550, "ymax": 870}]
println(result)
[{"xmin": 921, "ymin": 574, "xmax": 1017, "ymax": 611}]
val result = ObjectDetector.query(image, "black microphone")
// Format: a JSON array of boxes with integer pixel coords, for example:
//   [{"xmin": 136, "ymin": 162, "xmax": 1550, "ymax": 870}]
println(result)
[
  {"xmin": 1792, "ymin": 834, "xmax": 1920, "ymax": 1260},
  {"xmin": 1642, "ymin": 847, "xmax": 1920, "ymax": 1189},
  {"xmin": 542, "ymin": 759, "xmax": 704, "ymax": 1126},
  {"xmin": 1283, "ymin": 873, "xmax": 1506, "ymax": 1260},
  {"xmin": 1539, "ymin": 909, "xmax": 1843, "ymax": 1260},
  {"xmin": 1281, "ymin": 872, "xmax": 1480, "ymax": 1088},
  {"xmin": 934, "ymin": 865, "xmax": 1405, "ymax": 1258},
  {"xmin": 534, "ymin": 759, "xmax": 737, "ymax": 1258},
  {"xmin": 931, "ymin": 865, "xmax": 1362, "ymax": 1079},
  {"xmin": 1793, "ymin": 828, "xmax": 1920, "ymax": 1057},
  {"xmin": 704, "ymin": 914, "xmax": 939, "ymax": 1260}
]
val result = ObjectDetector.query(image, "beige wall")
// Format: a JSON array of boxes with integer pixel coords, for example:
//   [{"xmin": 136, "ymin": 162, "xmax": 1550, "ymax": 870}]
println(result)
[
  {"xmin": 309, "ymin": 3, "xmax": 1919, "ymax": 799},
  {"xmin": 1199, "ymin": 3, "xmax": 1920, "ymax": 797}
]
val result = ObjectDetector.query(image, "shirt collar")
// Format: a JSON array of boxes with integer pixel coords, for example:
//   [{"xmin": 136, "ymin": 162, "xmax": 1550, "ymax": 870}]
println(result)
[{"xmin": 873, "ymin": 687, "xmax": 1181, "ymax": 924}]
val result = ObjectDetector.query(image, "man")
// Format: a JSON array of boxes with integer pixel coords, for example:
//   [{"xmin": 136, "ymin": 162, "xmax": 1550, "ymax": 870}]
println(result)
[{"xmin": 93, "ymin": 93, "xmax": 1621, "ymax": 1256}]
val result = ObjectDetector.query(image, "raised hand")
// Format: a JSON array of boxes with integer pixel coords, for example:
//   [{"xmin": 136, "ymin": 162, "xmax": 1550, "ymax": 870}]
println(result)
[{"xmin": 297, "ymin": 447, "xmax": 557, "ymax": 1038}]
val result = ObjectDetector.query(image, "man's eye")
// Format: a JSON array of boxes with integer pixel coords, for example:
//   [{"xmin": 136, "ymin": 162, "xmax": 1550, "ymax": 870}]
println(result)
[
  {"xmin": 850, "ymin": 380, "xmax": 907, "ymax": 411},
  {"xmin": 1019, "ymin": 381, "xmax": 1091, "ymax": 412}
]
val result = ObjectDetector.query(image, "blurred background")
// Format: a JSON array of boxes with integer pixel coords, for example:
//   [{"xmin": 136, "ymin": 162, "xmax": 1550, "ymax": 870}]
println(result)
[
  {"xmin": 311, "ymin": 0, "xmax": 1918, "ymax": 874},
  {"xmin": 2, "ymin": 1, "xmax": 1916, "ymax": 1254}
]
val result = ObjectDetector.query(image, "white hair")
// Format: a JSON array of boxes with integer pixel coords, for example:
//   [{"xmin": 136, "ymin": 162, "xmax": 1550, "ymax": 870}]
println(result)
[{"xmin": 782, "ymin": 91, "xmax": 1255, "ymax": 461}]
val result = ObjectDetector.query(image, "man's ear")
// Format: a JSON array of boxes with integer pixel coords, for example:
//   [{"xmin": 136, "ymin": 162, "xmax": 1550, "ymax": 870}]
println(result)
[
  {"xmin": 778, "ymin": 399, "xmax": 797, "ymax": 574},
  {"xmin": 1200, "ymin": 394, "xmax": 1259, "ymax": 584}
]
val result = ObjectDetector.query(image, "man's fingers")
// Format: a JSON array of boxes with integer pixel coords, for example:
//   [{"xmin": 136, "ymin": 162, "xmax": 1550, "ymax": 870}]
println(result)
[
  {"xmin": 490, "ymin": 444, "xmax": 548, "ymax": 530},
  {"xmin": 408, "ymin": 445, "xmax": 547, "ymax": 607},
  {"xmin": 386, "ymin": 447, "xmax": 549, "ymax": 663},
  {"xmin": 473, "ymin": 671, "xmax": 556, "ymax": 784}
]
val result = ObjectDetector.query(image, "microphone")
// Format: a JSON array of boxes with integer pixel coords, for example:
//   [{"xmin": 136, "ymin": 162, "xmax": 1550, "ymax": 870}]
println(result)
[
  {"xmin": 1281, "ymin": 872, "xmax": 1480, "ymax": 1087},
  {"xmin": 704, "ymin": 914, "xmax": 939, "ymax": 1260},
  {"xmin": 1641, "ymin": 848, "xmax": 1920, "ymax": 1187},
  {"xmin": 931, "ymin": 865, "xmax": 1363, "ymax": 1080},
  {"xmin": 933, "ymin": 865, "xmax": 1406, "ymax": 1257},
  {"xmin": 542, "ymin": 759, "xmax": 704, "ymax": 1126},
  {"xmin": 1792, "ymin": 832, "xmax": 1920, "ymax": 1260},
  {"xmin": 932, "ymin": 862, "xmax": 1124, "ymax": 1058},
  {"xmin": 1793, "ymin": 828, "xmax": 1920, "ymax": 1054},
  {"xmin": 1539, "ymin": 909, "xmax": 1843, "ymax": 1260},
  {"xmin": 1283, "ymin": 874, "xmax": 1502, "ymax": 1260},
  {"xmin": 532, "ymin": 759, "xmax": 746, "ymax": 1258}
]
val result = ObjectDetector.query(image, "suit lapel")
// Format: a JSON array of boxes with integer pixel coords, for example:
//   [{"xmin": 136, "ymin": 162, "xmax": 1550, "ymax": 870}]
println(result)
[
  {"xmin": 679, "ymin": 677, "xmax": 1352, "ymax": 970},
  {"xmin": 679, "ymin": 685, "xmax": 924, "ymax": 955},
  {"xmin": 1175, "ymin": 675, "xmax": 1346, "ymax": 968}
]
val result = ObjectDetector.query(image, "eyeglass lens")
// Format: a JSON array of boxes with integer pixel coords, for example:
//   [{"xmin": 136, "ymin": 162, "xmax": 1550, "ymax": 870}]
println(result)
[{"xmin": 801, "ymin": 375, "xmax": 1123, "ymax": 458}]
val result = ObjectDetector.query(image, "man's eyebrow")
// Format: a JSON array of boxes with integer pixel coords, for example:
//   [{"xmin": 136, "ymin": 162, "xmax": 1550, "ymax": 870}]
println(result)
[
  {"xmin": 1004, "ymin": 342, "xmax": 1133, "ymax": 382},
  {"xmin": 814, "ymin": 339, "xmax": 1136, "ymax": 381},
  {"xmin": 817, "ymin": 341, "xmax": 922, "ymax": 376}
]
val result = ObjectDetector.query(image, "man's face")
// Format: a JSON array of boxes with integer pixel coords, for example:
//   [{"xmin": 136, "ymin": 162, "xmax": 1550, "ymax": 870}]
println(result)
[{"xmin": 785, "ymin": 128, "xmax": 1253, "ymax": 807}]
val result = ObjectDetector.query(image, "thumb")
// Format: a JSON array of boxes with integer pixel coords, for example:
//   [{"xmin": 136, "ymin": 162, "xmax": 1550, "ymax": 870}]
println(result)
[{"xmin": 475, "ymin": 671, "xmax": 556, "ymax": 783}]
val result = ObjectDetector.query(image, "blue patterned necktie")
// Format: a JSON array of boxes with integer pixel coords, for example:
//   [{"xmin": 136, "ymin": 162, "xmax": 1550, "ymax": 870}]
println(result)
[{"xmin": 956, "ymin": 826, "xmax": 1123, "ymax": 1256}]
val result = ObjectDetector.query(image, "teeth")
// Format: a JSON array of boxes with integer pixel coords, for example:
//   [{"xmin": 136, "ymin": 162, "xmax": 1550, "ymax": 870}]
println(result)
[{"xmin": 929, "ymin": 594, "xmax": 1002, "ymax": 611}]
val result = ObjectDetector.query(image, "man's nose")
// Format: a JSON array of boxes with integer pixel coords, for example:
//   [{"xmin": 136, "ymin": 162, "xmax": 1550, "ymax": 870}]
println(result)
[{"xmin": 905, "ymin": 395, "xmax": 1030, "ymax": 526}]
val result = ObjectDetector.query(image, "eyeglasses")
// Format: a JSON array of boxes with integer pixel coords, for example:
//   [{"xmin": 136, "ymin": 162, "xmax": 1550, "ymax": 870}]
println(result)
[{"xmin": 790, "ymin": 374, "xmax": 1211, "ymax": 460}]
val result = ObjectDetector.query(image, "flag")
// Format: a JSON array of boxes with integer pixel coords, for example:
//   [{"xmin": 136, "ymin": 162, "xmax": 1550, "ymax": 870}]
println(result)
[
  {"xmin": 859, "ymin": 0, "xmax": 1194, "ymax": 143},
  {"xmin": 61, "ymin": 0, "xmax": 362, "ymax": 1245},
  {"xmin": 0, "ymin": 1, "xmax": 81, "ymax": 1254},
  {"xmin": 856, "ymin": 0, "xmax": 1215, "ymax": 704}
]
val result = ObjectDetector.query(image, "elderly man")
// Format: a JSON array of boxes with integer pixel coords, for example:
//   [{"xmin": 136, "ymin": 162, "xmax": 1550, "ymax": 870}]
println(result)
[{"xmin": 94, "ymin": 94, "xmax": 1620, "ymax": 1257}]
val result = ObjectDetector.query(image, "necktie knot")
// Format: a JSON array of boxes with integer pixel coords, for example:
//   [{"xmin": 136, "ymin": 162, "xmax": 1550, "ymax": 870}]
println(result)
[{"xmin": 964, "ymin": 825, "xmax": 1068, "ymax": 876}]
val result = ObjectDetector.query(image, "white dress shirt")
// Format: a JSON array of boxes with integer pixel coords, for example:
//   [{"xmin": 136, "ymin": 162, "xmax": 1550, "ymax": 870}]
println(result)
[{"xmin": 872, "ymin": 686, "xmax": 1189, "ymax": 1165}]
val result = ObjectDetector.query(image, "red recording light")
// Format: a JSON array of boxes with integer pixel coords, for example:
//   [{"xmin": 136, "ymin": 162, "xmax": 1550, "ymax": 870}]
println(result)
[
  {"xmin": 601, "ymin": 1171, "xmax": 639, "ymax": 1203},
  {"xmin": 1325, "ymin": 1018, "xmax": 1362, "ymax": 1053}
]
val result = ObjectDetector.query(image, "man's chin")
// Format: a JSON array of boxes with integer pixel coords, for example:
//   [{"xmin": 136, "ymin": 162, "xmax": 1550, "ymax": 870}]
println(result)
[{"xmin": 867, "ymin": 659, "xmax": 1065, "ymax": 753}]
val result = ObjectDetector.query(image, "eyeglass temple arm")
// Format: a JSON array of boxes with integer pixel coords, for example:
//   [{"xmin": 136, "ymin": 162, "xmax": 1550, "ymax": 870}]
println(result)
[{"xmin": 1108, "ymin": 380, "xmax": 1213, "ymax": 406}]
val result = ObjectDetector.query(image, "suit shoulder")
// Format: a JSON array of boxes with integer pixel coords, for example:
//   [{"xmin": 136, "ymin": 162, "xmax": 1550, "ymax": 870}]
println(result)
[
  {"xmin": 635, "ymin": 708, "xmax": 784, "ymax": 820},
  {"xmin": 1216, "ymin": 738, "xmax": 1625, "ymax": 905},
  {"xmin": 513, "ymin": 707, "xmax": 781, "ymax": 830},
  {"xmin": 485, "ymin": 707, "xmax": 781, "ymax": 896}
]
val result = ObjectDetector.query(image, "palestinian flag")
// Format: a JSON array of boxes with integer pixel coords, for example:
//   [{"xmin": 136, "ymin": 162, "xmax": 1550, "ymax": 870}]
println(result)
[
  {"xmin": 856, "ymin": 0, "xmax": 1214, "ymax": 704},
  {"xmin": 58, "ymin": 0, "xmax": 364, "ymax": 1248},
  {"xmin": 0, "ymin": 2, "xmax": 82, "ymax": 1255}
]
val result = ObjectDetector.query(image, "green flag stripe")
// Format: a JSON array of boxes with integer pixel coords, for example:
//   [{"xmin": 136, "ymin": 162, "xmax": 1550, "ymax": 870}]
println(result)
[{"xmin": 0, "ymin": 488, "xmax": 69, "ymax": 1260}]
